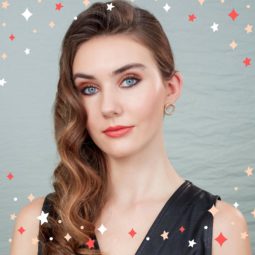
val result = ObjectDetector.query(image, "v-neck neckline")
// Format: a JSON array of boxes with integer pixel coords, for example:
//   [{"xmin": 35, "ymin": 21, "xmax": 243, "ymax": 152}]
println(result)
[{"xmin": 93, "ymin": 179, "xmax": 191, "ymax": 254}]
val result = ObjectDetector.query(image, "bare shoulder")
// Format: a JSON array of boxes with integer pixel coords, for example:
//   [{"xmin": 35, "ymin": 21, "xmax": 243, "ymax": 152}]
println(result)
[
  {"xmin": 212, "ymin": 199, "xmax": 252, "ymax": 255},
  {"xmin": 10, "ymin": 196, "xmax": 46, "ymax": 255}
]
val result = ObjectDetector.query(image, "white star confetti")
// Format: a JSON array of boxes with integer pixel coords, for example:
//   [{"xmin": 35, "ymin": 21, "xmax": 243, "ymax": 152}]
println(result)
[
  {"xmin": 22, "ymin": 8, "xmax": 33, "ymax": 21},
  {"xmin": 97, "ymin": 223, "xmax": 107, "ymax": 235},
  {"xmin": 106, "ymin": 3, "xmax": 115, "ymax": 11},
  {"xmin": 163, "ymin": 3, "xmax": 171, "ymax": 12},
  {"xmin": 188, "ymin": 239, "xmax": 197, "ymax": 247},
  {"xmin": 0, "ymin": 78, "xmax": 7, "ymax": 87},
  {"xmin": 37, "ymin": 210, "xmax": 49, "ymax": 225},
  {"xmin": 24, "ymin": 48, "xmax": 31, "ymax": 55},
  {"xmin": 210, "ymin": 22, "xmax": 219, "ymax": 32}
]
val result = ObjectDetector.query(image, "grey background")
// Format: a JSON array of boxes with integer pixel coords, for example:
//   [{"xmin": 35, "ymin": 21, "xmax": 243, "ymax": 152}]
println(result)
[{"xmin": 0, "ymin": 0, "xmax": 254, "ymax": 254}]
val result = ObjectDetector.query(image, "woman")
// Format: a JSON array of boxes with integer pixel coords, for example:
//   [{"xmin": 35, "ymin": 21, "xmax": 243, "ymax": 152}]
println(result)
[{"xmin": 10, "ymin": 0, "xmax": 252, "ymax": 255}]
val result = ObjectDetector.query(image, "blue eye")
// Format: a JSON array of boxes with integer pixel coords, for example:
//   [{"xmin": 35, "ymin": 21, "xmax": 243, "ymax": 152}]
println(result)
[{"xmin": 80, "ymin": 76, "xmax": 141, "ymax": 96}]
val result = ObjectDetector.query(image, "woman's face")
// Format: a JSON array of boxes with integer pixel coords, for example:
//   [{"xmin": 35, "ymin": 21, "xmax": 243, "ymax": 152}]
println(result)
[{"xmin": 72, "ymin": 34, "xmax": 171, "ymax": 158}]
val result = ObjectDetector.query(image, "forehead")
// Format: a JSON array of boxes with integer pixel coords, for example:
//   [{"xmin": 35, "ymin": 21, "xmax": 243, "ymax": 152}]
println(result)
[{"xmin": 72, "ymin": 34, "xmax": 157, "ymax": 74}]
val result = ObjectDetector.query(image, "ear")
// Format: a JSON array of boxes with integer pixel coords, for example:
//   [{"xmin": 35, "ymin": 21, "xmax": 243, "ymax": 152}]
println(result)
[{"xmin": 164, "ymin": 71, "xmax": 183, "ymax": 105}]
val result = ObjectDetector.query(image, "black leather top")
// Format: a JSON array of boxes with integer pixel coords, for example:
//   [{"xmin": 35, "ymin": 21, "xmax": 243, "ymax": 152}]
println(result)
[{"xmin": 38, "ymin": 179, "xmax": 221, "ymax": 255}]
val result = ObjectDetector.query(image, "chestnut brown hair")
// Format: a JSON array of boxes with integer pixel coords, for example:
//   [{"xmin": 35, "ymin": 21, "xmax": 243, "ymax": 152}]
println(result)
[{"xmin": 38, "ymin": 0, "xmax": 177, "ymax": 254}]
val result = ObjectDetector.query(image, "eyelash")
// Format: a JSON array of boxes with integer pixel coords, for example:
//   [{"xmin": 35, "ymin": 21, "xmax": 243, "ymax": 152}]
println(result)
[{"xmin": 79, "ymin": 74, "xmax": 141, "ymax": 96}]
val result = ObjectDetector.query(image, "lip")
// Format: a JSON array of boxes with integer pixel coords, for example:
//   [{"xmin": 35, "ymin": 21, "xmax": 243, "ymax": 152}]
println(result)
[
  {"xmin": 103, "ymin": 126, "xmax": 134, "ymax": 138},
  {"xmin": 103, "ymin": 125, "xmax": 134, "ymax": 132}
]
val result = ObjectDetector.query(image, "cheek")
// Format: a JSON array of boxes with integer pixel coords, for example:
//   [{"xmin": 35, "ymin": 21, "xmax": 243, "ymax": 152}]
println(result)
[{"xmin": 132, "ymin": 83, "xmax": 164, "ymax": 124}]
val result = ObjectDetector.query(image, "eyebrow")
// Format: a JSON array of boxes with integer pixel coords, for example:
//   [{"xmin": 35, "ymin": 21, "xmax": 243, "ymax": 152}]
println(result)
[{"xmin": 73, "ymin": 63, "xmax": 146, "ymax": 83}]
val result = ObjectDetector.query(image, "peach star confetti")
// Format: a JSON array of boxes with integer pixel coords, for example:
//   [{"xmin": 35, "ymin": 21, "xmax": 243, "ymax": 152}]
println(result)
[
  {"xmin": 83, "ymin": 0, "xmax": 90, "ymax": 6},
  {"xmin": 245, "ymin": 166, "xmax": 253, "ymax": 176},
  {"xmin": 32, "ymin": 28, "xmax": 37, "ymax": 33},
  {"xmin": 229, "ymin": 40, "xmax": 238, "ymax": 50},
  {"xmin": 32, "ymin": 237, "xmax": 39, "ymax": 245},
  {"xmin": 230, "ymin": 221, "xmax": 235, "ymax": 225},
  {"xmin": 28, "ymin": 193, "xmax": 35, "ymax": 202},
  {"xmin": 49, "ymin": 21, "xmax": 55, "ymax": 28},
  {"xmin": 1, "ymin": 0, "xmax": 10, "ymax": 9},
  {"xmin": 188, "ymin": 239, "xmax": 197, "ymax": 247},
  {"xmin": 208, "ymin": 204, "xmax": 219, "ymax": 216},
  {"xmin": 64, "ymin": 233, "xmax": 72, "ymax": 241},
  {"xmin": 80, "ymin": 225, "xmax": 84, "ymax": 229},
  {"xmin": 10, "ymin": 213, "xmax": 17, "ymax": 220},
  {"xmin": 198, "ymin": 0, "xmax": 205, "ymax": 5},
  {"xmin": 251, "ymin": 209, "xmax": 255, "ymax": 218},
  {"xmin": 245, "ymin": 24, "xmax": 253, "ymax": 34},
  {"xmin": 160, "ymin": 230, "xmax": 169, "ymax": 240},
  {"xmin": 241, "ymin": 231, "xmax": 249, "ymax": 240},
  {"xmin": 1, "ymin": 52, "xmax": 8, "ymax": 60},
  {"xmin": 37, "ymin": 210, "xmax": 49, "ymax": 225},
  {"xmin": 58, "ymin": 219, "xmax": 62, "ymax": 223},
  {"xmin": 215, "ymin": 232, "xmax": 228, "ymax": 246},
  {"xmin": 163, "ymin": 3, "xmax": 171, "ymax": 12}
]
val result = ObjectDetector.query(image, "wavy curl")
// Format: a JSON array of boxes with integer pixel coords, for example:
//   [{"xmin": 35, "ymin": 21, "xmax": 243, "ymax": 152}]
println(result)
[{"xmin": 38, "ymin": 0, "xmax": 177, "ymax": 254}]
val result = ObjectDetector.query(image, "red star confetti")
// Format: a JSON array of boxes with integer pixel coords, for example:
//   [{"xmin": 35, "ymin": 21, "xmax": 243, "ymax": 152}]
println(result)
[
  {"xmin": 243, "ymin": 57, "xmax": 251, "ymax": 67},
  {"xmin": 55, "ymin": 2, "xmax": 63, "ymax": 11},
  {"xmin": 128, "ymin": 228, "xmax": 137, "ymax": 238},
  {"xmin": 188, "ymin": 14, "xmax": 197, "ymax": 22},
  {"xmin": 215, "ymin": 232, "xmax": 228, "ymax": 246},
  {"xmin": 7, "ymin": 172, "xmax": 14, "ymax": 180},
  {"xmin": 179, "ymin": 226, "xmax": 185, "ymax": 233},
  {"xmin": 18, "ymin": 226, "xmax": 26, "ymax": 234},
  {"xmin": 86, "ymin": 238, "xmax": 96, "ymax": 249},
  {"xmin": 9, "ymin": 34, "xmax": 15, "ymax": 41},
  {"xmin": 228, "ymin": 8, "xmax": 239, "ymax": 21}
]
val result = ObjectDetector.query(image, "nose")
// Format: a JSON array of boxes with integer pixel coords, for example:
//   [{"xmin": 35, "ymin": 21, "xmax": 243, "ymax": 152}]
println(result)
[{"xmin": 101, "ymin": 85, "xmax": 122, "ymax": 117}]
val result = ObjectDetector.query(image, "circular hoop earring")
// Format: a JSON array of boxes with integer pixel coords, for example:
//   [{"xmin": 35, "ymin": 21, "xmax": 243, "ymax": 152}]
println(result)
[{"xmin": 164, "ymin": 103, "xmax": 175, "ymax": 116}]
